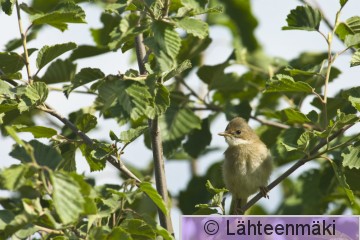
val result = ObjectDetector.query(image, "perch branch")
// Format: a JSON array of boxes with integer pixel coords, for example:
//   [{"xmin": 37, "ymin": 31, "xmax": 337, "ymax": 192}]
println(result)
[{"xmin": 241, "ymin": 123, "xmax": 354, "ymax": 212}]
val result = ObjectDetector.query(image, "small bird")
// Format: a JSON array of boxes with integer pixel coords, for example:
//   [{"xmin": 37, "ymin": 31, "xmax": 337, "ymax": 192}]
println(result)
[{"xmin": 218, "ymin": 117, "xmax": 272, "ymax": 214}]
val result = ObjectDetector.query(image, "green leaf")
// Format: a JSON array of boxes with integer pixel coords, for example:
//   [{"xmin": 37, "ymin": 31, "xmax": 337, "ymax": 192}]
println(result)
[
  {"xmin": 351, "ymin": 50, "xmax": 360, "ymax": 67},
  {"xmin": 342, "ymin": 142, "xmax": 360, "ymax": 169},
  {"xmin": 17, "ymin": 82, "xmax": 48, "ymax": 112},
  {"xmin": 108, "ymin": 13, "xmax": 145, "ymax": 52},
  {"xmin": 329, "ymin": 159, "xmax": 355, "ymax": 204},
  {"xmin": 275, "ymin": 128, "xmax": 304, "ymax": 164},
  {"xmin": 264, "ymin": 74, "xmax": 314, "ymax": 93},
  {"xmin": 150, "ymin": 20, "xmax": 181, "ymax": 60},
  {"xmin": 139, "ymin": 182, "xmax": 168, "ymax": 216},
  {"xmin": 39, "ymin": 59, "xmax": 77, "ymax": 84},
  {"xmin": 162, "ymin": 60, "xmax": 192, "ymax": 82},
  {"xmin": 1, "ymin": 0, "xmax": 15, "ymax": 15},
  {"xmin": 36, "ymin": 42, "xmax": 77, "ymax": 70},
  {"xmin": 15, "ymin": 125, "xmax": 57, "ymax": 138},
  {"xmin": 5, "ymin": 31, "xmax": 38, "ymax": 52},
  {"xmin": 154, "ymin": 84, "xmax": 170, "ymax": 115},
  {"xmin": 79, "ymin": 144, "xmax": 107, "ymax": 171},
  {"xmin": 335, "ymin": 16, "xmax": 360, "ymax": 41},
  {"xmin": 5, "ymin": 126, "xmax": 27, "ymax": 147},
  {"xmin": 159, "ymin": 100, "xmax": 202, "ymax": 156},
  {"xmin": 65, "ymin": 68, "xmax": 104, "ymax": 96},
  {"xmin": 282, "ymin": 5, "xmax": 322, "ymax": 31},
  {"xmin": 0, "ymin": 164, "xmax": 29, "ymax": 190},
  {"xmin": 176, "ymin": 18, "xmax": 208, "ymax": 39},
  {"xmin": 345, "ymin": 86, "xmax": 360, "ymax": 111},
  {"xmin": 75, "ymin": 113, "xmax": 97, "ymax": 133},
  {"xmin": 97, "ymin": 78, "xmax": 155, "ymax": 121},
  {"xmin": 207, "ymin": 0, "xmax": 259, "ymax": 52},
  {"xmin": 205, "ymin": 180, "xmax": 228, "ymax": 195},
  {"xmin": 0, "ymin": 52, "xmax": 25, "ymax": 74},
  {"xmin": 120, "ymin": 125, "xmax": 148, "ymax": 144},
  {"xmin": 69, "ymin": 45, "xmax": 109, "ymax": 60},
  {"xmin": 31, "ymin": 1, "xmax": 86, "ymax": 31},
  {"xmin": 91, "ymin": 13, "xmax": 120, "ymax": 47},
  {"xmin": 340, "ymin": 0, "xmax": 348, "ymax": 7},
  {"xmin": 183, "ymin": 118, "xmax": 212, "ymax": 158},
  {"xmin": 275, "ymin": 108, "xmax": 311, "ymax": 124},
  {"xmin": 108, "ymin": 227, "xmax": 132, "ymax": 240},
  {"xmin": 10, "ymin": 140, "xmax": 62, "ymax": 170},
  {"xmin": 50, "ymin": 172, "xmax": 85, "ymax": 224},
  {"xmin": 344, "ymin": 33, "xmax": 360, "ymax": 48},
  {"xmin": 120, "ymin": 219, "xmax": 156, "ymax": 239}
]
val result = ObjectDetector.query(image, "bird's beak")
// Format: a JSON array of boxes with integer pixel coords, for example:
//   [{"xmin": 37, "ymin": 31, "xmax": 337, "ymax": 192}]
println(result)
[{"xmin": 218, "ymin": 132, "xmax": 230, "ymax": 137}]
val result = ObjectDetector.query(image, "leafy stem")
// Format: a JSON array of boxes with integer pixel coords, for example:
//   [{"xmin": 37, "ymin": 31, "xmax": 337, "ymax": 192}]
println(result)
[{"xmin": 134, "ymin": 11, "xmax": 174, "ymax": 234}]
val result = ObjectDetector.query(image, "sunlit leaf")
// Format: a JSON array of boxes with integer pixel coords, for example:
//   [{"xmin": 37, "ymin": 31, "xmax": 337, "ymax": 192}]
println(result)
[
  {"xmin": 149, "ymin": 20, "xmax": 181, "ymax": 60},
  {"xmin": 276, "ymin": 108, "xmax": 311, "ymax": 124},
  {"xmin": 120, "ymin": 125, "xmax": 148, "ymax": 144},
  {"xmin": 282, "ymin": 5, "xmax": 322, "ymax": 31},
  {"xmin": 50, "ymin": 172, "xmax": 85, "ymax": 224},
  {"xmin": 31, "ymin": 1, "xmax": 86, "ymax": 31},
  {"xmin": 335, "ymin": 16, "xmax": 360, "ymax": 41},
  {"xmin": 176, "ymin": 18, "xmax": 208, "ymax": 39},
  {"xmin": 15, "ymin": 126, "xmax": 57, "ymax": 138},
  {"xmin": 79, "ymin": 144, "xmax": 107, "ymax": 172},
  {"xmin": 265, "ymin": 74, "xmax": 313, "ymax": 93},
  {"xmin": 76, "ymin": 113, "xmax": 97, "ymax": 133},
  {"xmin": 344, "ymin": 33, "xmax": 360, "ymax": 48},
  {"xmin": 330, "ymin": 159, "xmax": 355, "ymax": 204},
  {"xmin": 350, "ymin": 51, "xmax": 360, "ymax": 67},
  {"xmin": 342, "ymin": 142, "xmax": 360, "ymax": 169},
  {"xmin": 139, "ymin": 182, "xmax": 168, "ymax": 216},
  {"xmin": 162, "ymin": 60, "xmax": 192, "ymax": 82},
  {"xmin": 0, "ymin": 164, "xmax": 29, "ymax": 191}
]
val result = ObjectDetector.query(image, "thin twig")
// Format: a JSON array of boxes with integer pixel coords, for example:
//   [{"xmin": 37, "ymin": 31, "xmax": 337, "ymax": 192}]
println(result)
[
  {"xmin": 250, "ymin": 116, "xmax": 290, "ymax": 129},
  {"xmin": 241, "ymin": 123, "xmax": 353, "ymax": 212},
  {"xmin": 37, "ymin": 104, "xmax": 141, "ymax": 183},
  {"xmin": 162, "ymin": 0, "xmax": 170, "ymax": 17},
  {"xmin": 15, "ymin": 0, "xmax": 32, "ymax": 84}
]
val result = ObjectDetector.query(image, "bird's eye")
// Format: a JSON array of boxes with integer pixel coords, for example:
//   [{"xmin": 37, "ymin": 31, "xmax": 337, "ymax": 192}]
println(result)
[{"xmin": 235, "ymin": 130, "xmax": 241, "ymax": 135}]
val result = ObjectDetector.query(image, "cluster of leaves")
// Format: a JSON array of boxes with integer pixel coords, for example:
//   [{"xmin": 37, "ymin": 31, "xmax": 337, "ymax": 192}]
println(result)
[{"xmin": 1, "ymin": 0, "xmax": 360, "ymax": 238}]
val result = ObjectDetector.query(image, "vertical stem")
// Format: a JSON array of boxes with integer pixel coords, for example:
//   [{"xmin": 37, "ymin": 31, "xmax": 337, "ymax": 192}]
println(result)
[
  {"xmin": 15, "ymin": 0, "xmax": 32, "ymax": 84},
  {"xmin": 149, "ymin": 118, "xmax": 173, "ymax": 233},
  {"xmin": 323, "ymin": 33, "xmax": 332, "ymax": 128},
  {"xmin": 190, "ymin": 159, "xmax": 198, "ymax": 176},
  {"xmin": 134, "ymin": 15, "xmax": 174, "ymax": 234}
]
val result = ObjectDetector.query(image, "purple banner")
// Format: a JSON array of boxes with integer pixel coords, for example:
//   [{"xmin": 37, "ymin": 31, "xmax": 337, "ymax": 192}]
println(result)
[{"xmin": 181, "ymin": 216, "xmax": 359, "ymax": 240}]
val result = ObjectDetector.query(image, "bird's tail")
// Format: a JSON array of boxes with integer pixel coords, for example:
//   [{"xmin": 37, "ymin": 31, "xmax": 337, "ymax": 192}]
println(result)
[{"xmin": 229, "ymin": 197, "xmax": 247, "ymax": 215}]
